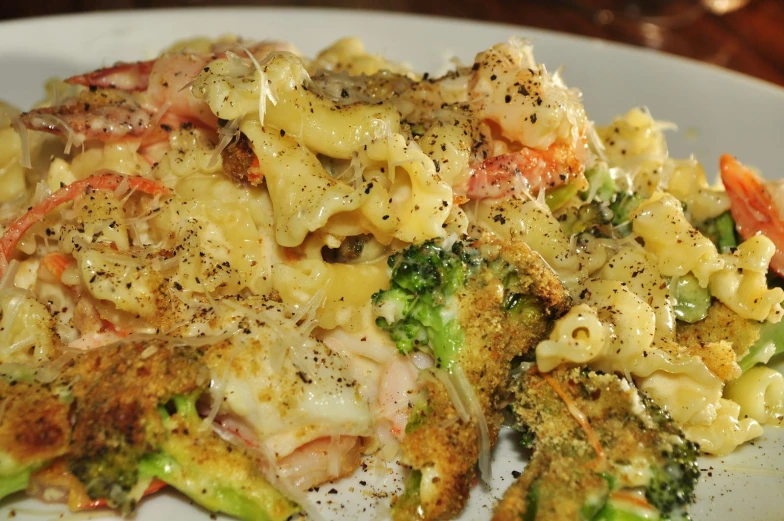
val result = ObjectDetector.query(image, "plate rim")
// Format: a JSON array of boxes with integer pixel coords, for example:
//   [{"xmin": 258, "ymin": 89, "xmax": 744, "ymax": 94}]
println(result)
[{"xmin": 0, "ymin": 5, "xmax": 783, "ymax": 97}]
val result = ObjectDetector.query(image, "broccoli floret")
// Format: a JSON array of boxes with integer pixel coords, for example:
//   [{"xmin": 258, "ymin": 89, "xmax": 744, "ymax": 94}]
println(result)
[
  {"xmin": 0, "ymin": 460, "xmax": 34, "ymax": 501},
  {"xmin": 609, "ymin": 191, "xmax": 644, "ymax": 236},
  {"xmin": 638, "ymin": 393, "xmax": 700, "ymax": 516},
  {"xmin": 556, "ymin": 201, "xmax": 614, "ymax": 238},
  {"xmin": 645, "ymin": 440, "xmax": 700, "ymax": 515},
  {"xmin": 372, "ymin": 240, "xmax": 480, "ymax": 368},
  {"xmin": 497, "ymin": 368, "xmax": 700, "ymax": 521}
]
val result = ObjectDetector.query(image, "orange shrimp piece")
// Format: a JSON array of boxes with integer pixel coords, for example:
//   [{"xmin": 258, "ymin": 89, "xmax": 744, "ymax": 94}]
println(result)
[
  {"xmin": 463, "ymin": 140, "xmax": 587, "ymax": 200},
  {"xmin": 41, "ymin": 251, "xmax": 75, "ymax": 281},
  {"xmin": 720, "ymin": 154, "xmax": 784, "ymax": 276},
  {"xmin": 41, "ymin": 252, "xmax": 79, "ymax": 297},
  {"xmin": 21, "ymin": 41, "xmax": 297, "ymax": 150},
  {"xmin": 0, "ymin": 171, "xmax": 167, "ymax": 276}
]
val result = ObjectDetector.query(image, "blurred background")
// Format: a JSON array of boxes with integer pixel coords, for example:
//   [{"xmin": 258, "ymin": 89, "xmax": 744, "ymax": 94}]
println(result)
[{"xmin": 0, "ymin": 0, "xmax": 781, "ymax": 86}]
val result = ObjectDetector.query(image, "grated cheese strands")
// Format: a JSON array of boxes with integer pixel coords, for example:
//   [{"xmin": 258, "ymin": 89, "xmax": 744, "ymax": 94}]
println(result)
[
  {"xmin": 113, "ymin": 176, "xmax": 131, "ymax": 199},
  {"xmin": 209, "ymin": 117, "xmax": 241, "ymax": 167},
  {"xmin": 11, "ymin": 118, "xmax": 32, "ymax": 169},
  {"xmin": 451, "ymin": 365, "xmax": 492, "ymax": 482},
  {"xmin": 149, "ymin": 99, "xmax": 172, "ymax": 129},
  {"xmin": 0, "ymin": 260, "xmax": 20, "ymax": 290},
  {"xmin": 327, "ymin": 434, "xmax": 341, "ymax": 478},
  {"xmin": 428, "ymin": 368, "xmax": 470, "ymax": 422},
  {"xmin": 43, "ymin": 114, "xmax": 84, "ymax": 154}
]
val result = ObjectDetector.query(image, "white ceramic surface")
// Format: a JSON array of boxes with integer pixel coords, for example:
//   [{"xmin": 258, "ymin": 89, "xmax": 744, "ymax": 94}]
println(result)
[{"xmin": 0, "ymin": 8, "xmax": 782, "ymax": 521}]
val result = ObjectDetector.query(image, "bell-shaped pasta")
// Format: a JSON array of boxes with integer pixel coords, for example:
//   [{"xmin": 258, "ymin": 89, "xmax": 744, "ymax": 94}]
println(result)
[
  {"xmin": 536, "ymin": 304, "xmax": 606, "ymax": 372},
  {"xmin": 681, "ymin": 398, "xmax": 763, "ymax": 456},
  {"xmin": 725, "ymin": 366, "xmax": 784, "ymax": 425},
  {"xmin": 75, "ymin": 247, "xmax": 161, "ymax": 319},
  {"xmin": 710, "ymin": 235, "xmax": 784, "ymax": 322},
  {"xmin": 638, "ymin": 370, "xmax": 723, "ymax": 427},
  {"xmin": 582, "ymin": 278, "xmax": 657, "ymax": 373},
  {"xmin": 194, "ymin": 51, "xmax": 401, "ymax": 158},
  {"xmin": 151, "ymin": 197, "xmax": 270, "ymax": 296},
  {"xmin": 632, "ymin": 192, "xmax": 723, "ymax": 286},
  {"xmin": 599, "ymin": 245, "xmax": 674, "ymax": 343},
  {"xmin": 471, "ymin": 197, "xmax": 583, "ymax": 290},
  {"xmin": 596, "ymin": 107, "xmax": 670, "ymax": 195},
  {"xmin": 0, "ymin": 288, "xmax": 56, "ymax": 365},
  {"xmin": 416, "ymin": 117, "xmax": 473, "ymax": 187}
]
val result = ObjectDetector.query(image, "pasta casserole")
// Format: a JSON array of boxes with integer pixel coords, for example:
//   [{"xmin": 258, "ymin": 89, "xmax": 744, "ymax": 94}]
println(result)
[{"xmin": 0, "ymin": 35, "xmax": 782, "ymax": 521}]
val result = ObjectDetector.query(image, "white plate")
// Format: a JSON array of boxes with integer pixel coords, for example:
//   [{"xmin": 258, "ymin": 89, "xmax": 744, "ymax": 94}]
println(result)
[{"xmin": 0, "ymin": 7, "xmax": 782, "ymax": 521}]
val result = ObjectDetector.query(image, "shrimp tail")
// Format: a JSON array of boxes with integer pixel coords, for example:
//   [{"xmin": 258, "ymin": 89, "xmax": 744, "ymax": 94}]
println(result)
[
  {"xmin": 66, "ymin": 60, "xmax": 155, "ymax": 92},
  {"xmin": 720, "ymin": 154, "xmax": 784, "ymax": 276}
]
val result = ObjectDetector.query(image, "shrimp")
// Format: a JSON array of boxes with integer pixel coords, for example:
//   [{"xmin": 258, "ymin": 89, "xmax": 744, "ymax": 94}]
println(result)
[
  {"xmin": 462, "ymin": 39, "xmax": 590, "ymax": 199},
  {"xmin": 720, "ymin": 154, "xmax": 784, "ymax": 276},
  {"xmin": 376, "ymin": 354, "xmax": 421, "ymax": 440},
  {"xmin": 19, "ymin": 41, "xmax": 296, "ymax": 158},
  {"xmin": 212, "ymin": 413, "xmax": 362, "ymax": 491},
  {"xmin": 464, "ymin": 144, "xmax": 585, "ymax": 199}
]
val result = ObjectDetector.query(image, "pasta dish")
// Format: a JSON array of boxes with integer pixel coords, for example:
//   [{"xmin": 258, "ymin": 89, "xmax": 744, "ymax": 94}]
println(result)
[{"xmin": 0, "ymin": 35, "xmax": 782, "ymax": 521}]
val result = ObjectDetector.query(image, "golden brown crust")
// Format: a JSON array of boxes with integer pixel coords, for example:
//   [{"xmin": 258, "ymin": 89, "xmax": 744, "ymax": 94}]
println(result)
[
  {"xmin": 221, "ymin": 133, "xmax": 257, "ymax": 184},
  {"xmin": 0, "ymin": 380, "xmax": 70, "ymax": 466},
  {"xmin": 66, "ymin": 341, "xmax": 206, "ymax": 461},
  {"xmin": 0, "ymin": 340, "xmax": 207, "ymax": 482},
  {"xmin": 677, "ymin": 301, "xmax": 761, "ymax": 358}
]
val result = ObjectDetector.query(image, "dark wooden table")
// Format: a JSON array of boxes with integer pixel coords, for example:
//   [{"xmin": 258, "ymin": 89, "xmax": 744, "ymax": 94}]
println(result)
[{"xmin": 1, "ymin": 0, "xmax": 782, "ymax": 87}]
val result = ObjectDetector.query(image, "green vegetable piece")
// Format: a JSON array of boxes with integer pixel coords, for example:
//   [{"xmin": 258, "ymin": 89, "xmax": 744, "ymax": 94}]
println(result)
[
  {"xmin": 739, "ymin": 318, "xmax": 784, "ymax": 372},
  {"xmin": 592, "ymin": 500, "xmax": 661, "ymax": 521},
  {"xmin": 583, "ymin": 167, "xmax": 617, "ymax": 203},
  {"xmin": 394, "ymin": 470, "xmax": 422, "ymax": 515},
  {"xmin": 645, "ymin": 438, "xmax": 700, "ymax": 515},
  {"xmin": 672, "ymin": 274, "xmax": 711, "ymax": 323},
  {"xmin": 545, "ymin": 182, "xmax": 580, "ymax": 211},
  {"xmin": 372, "ymin": 241, "xmax": 472, "ymax": 368},
  {"xmin": 523, "ymin": 481, "xmax": 539, "ymax": 521},
  {"xmin": 610, "ymin": 192, "xmax": 644, "ymax": 237},
  {"xmin": 698, "ymin": 211, "xmax": 739, "ymax": 254},
  {"xmin": 140, "ymin": 395, "xmax": 299, "ymax": 521},
  {"xmin": 714, "ymin": 211, "xmax": 739, "ymax": 253},
  {"xmin": 0, "ymin": 461, "xmax": 32, "ymax": 502},
  {"xmin": 518, "ymin": 425, "xmax": 535, "ymax": 450}
]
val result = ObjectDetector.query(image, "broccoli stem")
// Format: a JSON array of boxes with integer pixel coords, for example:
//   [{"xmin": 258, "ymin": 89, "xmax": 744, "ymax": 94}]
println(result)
[
  {"xmin": 739, "ymin": 319, "xmax": 784, "ymax": 372},
  {"xmin": 610, "ymin": 192, "xmax": 644, "ymax": 236},
  {"xmin": 139, "ymin": 453, "xmax": 289, "ymax": 521},
  {"xmin": 394, "ymin": 470, "xmax": 422, "ymax": 515},
  {"xmin": 545, "ymin": 182, "xmax": 580, "ymax": 211},
  {"xmin": 0, "ymin": 464, "xmax": 32, "ymax": 501},
  {"xmin": 139, "ymin": 394, "xmax": 299, "ymax": 521}
]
